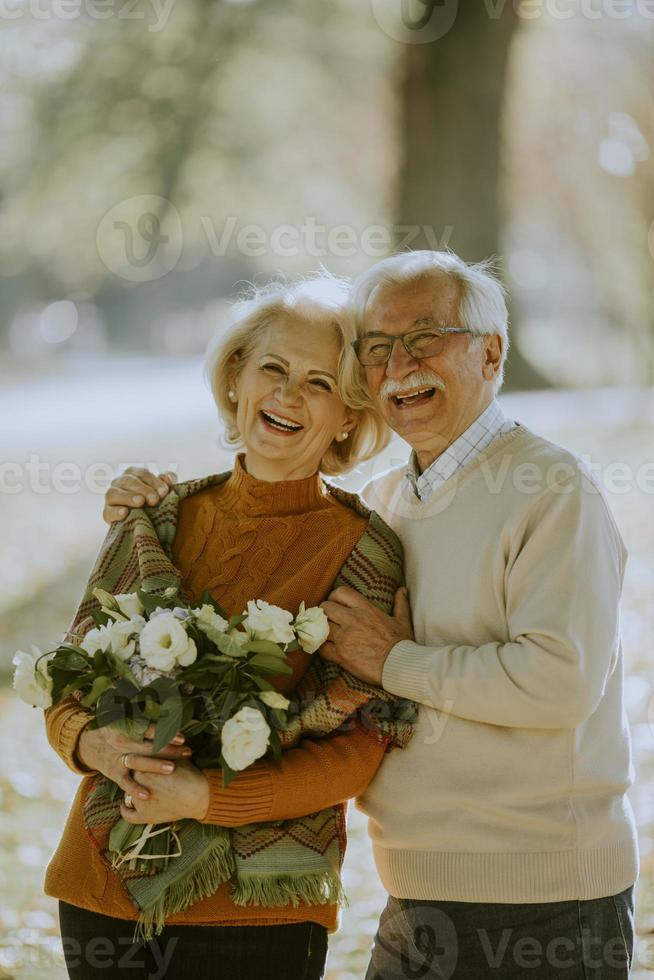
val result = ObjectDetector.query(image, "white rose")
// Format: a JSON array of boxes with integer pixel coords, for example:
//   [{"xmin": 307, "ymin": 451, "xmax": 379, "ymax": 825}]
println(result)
[
  {"xmin": 221, "ymin": 706, "xmax": 271, "ymax": 771},
  {"xmin": 139, "ymin": 612, "xmax": 197, "ymax": 672},
  {"xmin": 107, "ymin": 618, "xmax": 145, "ymax": 661},
  {"xmin": 258, "ymin": 690, "xmax": 290, "ymax": 710},
  {"xmin": 81, "ymin": 624, "xmax": 112, "ymax": 656},
  {"xmin": 115, "ymin": 593, "xmax": 145, "ymax": 619},
  {"xmin": 243, "ymin": 600, "xmax": 295, "ymax": 646},
  {"xmin": 12, "ymin": 646, "xmax": 54, "ymax": 709},
  {"xmin": 192, "ymin": 604, "xmax": 229, "ymax": 644},
  {"xmin": 293, "ymin": 602, "xmax": 330, "ymax": 654}
]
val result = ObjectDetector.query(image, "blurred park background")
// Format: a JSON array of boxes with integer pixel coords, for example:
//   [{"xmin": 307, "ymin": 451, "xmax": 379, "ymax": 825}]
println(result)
[{"xmin": 1, "ymin": 1, "xmax": 654, "ymax": 976}]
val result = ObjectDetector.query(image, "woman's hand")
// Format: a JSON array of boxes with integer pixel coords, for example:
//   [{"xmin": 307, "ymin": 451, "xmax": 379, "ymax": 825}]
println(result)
[
  {"xmin": 103, "ymin": 467, "xmax": 176, "ymax": 524},
  {"xmin": 76, "ymin": 722, "xmax": 192, "ymax": 802},
  {"xmin": 119, "ymin": 759, "xmax": 210, "ymax": 824}
]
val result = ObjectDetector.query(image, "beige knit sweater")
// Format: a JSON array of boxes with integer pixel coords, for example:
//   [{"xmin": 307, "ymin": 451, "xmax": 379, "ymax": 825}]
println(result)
[{"xmin": 358, "ymin": 423, "xmax": 639, "ymax": 903}]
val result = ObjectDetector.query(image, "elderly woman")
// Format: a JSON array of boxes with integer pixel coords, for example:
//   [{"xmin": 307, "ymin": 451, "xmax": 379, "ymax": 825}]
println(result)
[{"xmin": 44, "ymin": 275, "xmax": 414, "ymax": 980}]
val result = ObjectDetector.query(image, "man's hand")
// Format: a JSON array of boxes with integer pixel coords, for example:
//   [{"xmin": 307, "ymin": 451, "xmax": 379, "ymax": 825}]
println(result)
[
  {"xmin": 119, "ymin": 759, "xmax": 210, "ymax": 824},
  {"xmin": 320, "ymin": 586, "xmax": 414, "ymax": 686},
  {"xmin": 103, "ymin": 467, "xmax": 176, "ymax": 524}
]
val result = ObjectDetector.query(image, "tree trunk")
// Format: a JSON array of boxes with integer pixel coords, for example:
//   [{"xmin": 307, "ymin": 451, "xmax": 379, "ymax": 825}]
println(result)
[{"xmin": 396, "ymin": 3, "xmax": 548, "ymax": 390}]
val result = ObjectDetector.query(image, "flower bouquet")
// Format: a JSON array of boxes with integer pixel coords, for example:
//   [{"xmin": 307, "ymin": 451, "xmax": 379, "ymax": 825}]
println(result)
[{"xmin": 14, "ymin": 586, "xmax": 329, "ymax": 878}]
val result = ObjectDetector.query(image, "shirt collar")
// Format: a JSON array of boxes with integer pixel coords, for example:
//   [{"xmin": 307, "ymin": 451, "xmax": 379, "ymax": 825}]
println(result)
[{"xmin": 405, "ymin": 399, "xmax": 511, "ymax": 500}]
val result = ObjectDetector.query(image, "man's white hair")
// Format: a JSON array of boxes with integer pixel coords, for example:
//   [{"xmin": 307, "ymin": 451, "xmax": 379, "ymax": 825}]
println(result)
[{"xmin": 349, "ymin": 250, "xmax": 510, "ymax": 394}]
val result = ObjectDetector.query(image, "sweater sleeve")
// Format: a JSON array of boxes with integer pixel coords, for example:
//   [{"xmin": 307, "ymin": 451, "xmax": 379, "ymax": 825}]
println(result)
[
  {"xmin": 382, "ymin": 473, "xmax": 626, "ymax": 729},
  {"xmin": 43, "ymin": 695, "xmax": 99, "ymax": 776},
  {"xmin": 199, "ymin": 727, "xmax": 387, "ymax": 827}
]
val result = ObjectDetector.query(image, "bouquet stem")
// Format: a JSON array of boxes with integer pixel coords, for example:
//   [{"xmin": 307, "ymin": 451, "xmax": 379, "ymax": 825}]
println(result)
[{"xmin": 110, "ymin": 822, "xmax": 182, "ymax": 873}]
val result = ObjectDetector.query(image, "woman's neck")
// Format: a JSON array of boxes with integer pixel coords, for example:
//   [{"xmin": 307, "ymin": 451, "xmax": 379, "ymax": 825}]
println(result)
[{"xmin": 241, "ymin": 452, "xmax": 320, "ymax": 482}]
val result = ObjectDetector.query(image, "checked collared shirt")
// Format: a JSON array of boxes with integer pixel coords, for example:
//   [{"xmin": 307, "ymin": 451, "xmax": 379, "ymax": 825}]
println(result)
[{"xmin": 405, "ymin": 398, "xmax": 517, "ymax": 502}]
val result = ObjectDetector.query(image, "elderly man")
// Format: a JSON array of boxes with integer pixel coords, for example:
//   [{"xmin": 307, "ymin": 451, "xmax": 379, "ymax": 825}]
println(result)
[
  {"xmin": 101, "ymin": 251, "xmax": 638, "ymax": 979},
  {"xmin": 319, "ymin": 250, "xmax": 638, "ymax": 979}
]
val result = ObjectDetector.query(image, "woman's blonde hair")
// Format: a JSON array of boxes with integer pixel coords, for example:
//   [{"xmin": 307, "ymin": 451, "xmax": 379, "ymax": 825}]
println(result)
[{"xmin": 204, "ymin": 273, "xmax": 389, "ymax": 476}]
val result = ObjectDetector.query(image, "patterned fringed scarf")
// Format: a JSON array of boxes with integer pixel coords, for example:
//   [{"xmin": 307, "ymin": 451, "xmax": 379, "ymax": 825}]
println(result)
[{"xmin": 66, "ymin": 471, "xmax": 416, "ymax": 942}]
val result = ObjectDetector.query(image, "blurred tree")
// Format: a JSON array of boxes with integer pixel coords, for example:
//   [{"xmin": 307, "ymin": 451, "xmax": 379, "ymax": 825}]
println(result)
[{"xmin": 396, "ymin": 2, "xmax": 548, "ymax": 389}]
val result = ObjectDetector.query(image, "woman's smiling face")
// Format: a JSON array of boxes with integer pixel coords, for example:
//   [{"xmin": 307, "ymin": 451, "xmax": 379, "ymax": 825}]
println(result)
[{"xmin": 231, "ymin": 316, "xmax": 357, "ymax": 481}]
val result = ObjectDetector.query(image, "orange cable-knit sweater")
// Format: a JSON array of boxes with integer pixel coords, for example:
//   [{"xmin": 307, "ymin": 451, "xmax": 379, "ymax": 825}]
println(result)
[{"xmin": 43, "ymin": 456, "xmax": 387, "ymax": 931}]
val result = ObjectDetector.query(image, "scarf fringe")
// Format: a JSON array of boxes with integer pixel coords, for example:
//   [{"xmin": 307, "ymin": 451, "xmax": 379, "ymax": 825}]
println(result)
[
  {"xmin": 130, "ymin": 837, "xmax": 236, "ymax": 943},
  {"xmin": 230, "ymin": 871, "xmax": 347, "ymax": 910}
]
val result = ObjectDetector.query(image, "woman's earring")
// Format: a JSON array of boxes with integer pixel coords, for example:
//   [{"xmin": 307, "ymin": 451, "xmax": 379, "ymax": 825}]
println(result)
[
  {"xmin": 228, "ymin": 390, "xmax": 237, "ymax": 402},
  {"xmin": 339, "ymin": 431, "xmax": 349, "ymax": 441}
]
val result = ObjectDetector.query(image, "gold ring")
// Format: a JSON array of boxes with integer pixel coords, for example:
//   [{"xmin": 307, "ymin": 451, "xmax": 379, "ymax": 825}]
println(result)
[
  {"xmin": 124, "ymin": 793, "xmax": 135, "ymax": 809},
  {"xmin": 121, "ymin": 753, "xmax": 130, "ymax": 769}
]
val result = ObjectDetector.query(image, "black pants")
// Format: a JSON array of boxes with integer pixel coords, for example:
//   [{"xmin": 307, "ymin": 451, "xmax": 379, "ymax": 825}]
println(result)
[
  {"xmin": 365, "ymin": 885, "xmax": 635, "ymax": 979},
  {"xmin": 58, "ymin": 901, "xmax": 328, "ymax": 980}
]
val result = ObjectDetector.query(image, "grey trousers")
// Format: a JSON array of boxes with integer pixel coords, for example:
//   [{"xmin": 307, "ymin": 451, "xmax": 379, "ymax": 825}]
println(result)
[{"xmin": 365, "ymin": 885, "xmax": 634, "ymax": 979}]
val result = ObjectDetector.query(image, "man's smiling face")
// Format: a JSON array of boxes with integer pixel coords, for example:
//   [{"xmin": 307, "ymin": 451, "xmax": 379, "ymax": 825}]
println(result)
[{"xmin": 362, "ymin": 273, "xmax": 502, "ymax": 470}]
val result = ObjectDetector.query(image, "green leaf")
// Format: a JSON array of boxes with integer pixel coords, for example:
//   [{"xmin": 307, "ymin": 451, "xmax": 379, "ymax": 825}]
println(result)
[
  {"xmin": 95, "ymin": 687, "xmax": 136, "ymax": 728},
  {"xmin": 213, "ymin": 632, "xmax": 248, "ymax": 659},
  {"xmin": 245, "ymin": 640, "xmax": 288, "ymax": 657},
  {"xmin": 249, "ymin": 675, "xmax": 275, "ymax": 692},
  {"xmin": 269, "ymin": 729, "xmax": 282, "ymax": 762},
  {"xmin": 81, "ymin": 675, "xmax": 114, "ymax": 708},
  {"xmin": 109, "ymin": 817, "xmax": 147, "ymax": 852},
  {"xmin": 51, "ymin": 649, "xmax": 92, "ymax": 673},
  {"xmin": 152, "ymin": 698, "xmax": 184, "ymax": 753},
  {"xmin": 248, "ymin": 654, "xmax": 293, "ymax": 675},
  {"xmin": 104, "ymin": 650, "xmax": 140, "ymax": 687},
  {"xmin": 58, "ymin": 678, "xmax": 89, "ymax": 699},
  {"xmin": 92, "ymin": 588, "xmax": 120, "ymax": 611},
  {"xmin": 110, "ymin": 715, "xmax": 150, "ymax": 741},
  {"xmin": 220, "ymin": 759, "xmax": 237, "ymax": 788},
  {"xmin": 144, "ymin": 676, "xmax": 179, "ymax": 700},
  {"xmin": 56, "ymin": 642, "xmax": 88, "ymax": 655},
  {"xmin": 90, "ymin": 610, "xmax": 112, "ymax": 628},
  {"xmin": 142, "ymin": 695, "xmax": 161, "ymax": 720}
]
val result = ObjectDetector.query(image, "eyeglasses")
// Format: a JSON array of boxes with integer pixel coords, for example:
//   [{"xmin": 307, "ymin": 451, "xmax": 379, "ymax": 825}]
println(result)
[{"xmin": 351, "ymin": 326, "xmax": 477, "ymax": 366}]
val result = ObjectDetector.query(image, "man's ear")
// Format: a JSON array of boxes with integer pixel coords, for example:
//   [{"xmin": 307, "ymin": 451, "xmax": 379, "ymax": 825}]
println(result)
[{"xmin": 482, "ymin": 334, "xmax": 503, "ymax": 381}]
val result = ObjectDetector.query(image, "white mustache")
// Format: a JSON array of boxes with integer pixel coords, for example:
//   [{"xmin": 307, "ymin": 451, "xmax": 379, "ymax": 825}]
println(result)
[{"xmin": 379, "ymin": 372, "xmax": 446, "ymax": 402}]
